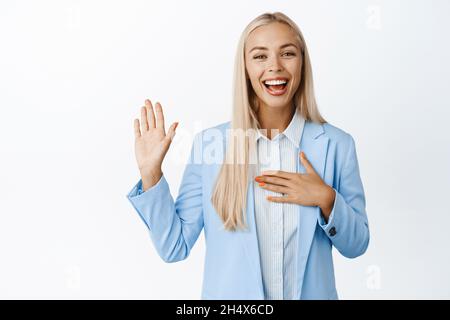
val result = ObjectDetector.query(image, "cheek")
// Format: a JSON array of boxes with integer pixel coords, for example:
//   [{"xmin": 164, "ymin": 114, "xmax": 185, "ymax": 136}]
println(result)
[
  {"xmin": 246, "ymin": 66, "xmax": 264, "ymax": 90},
  {"xmin": 286, "ymin": 60, "xmax": 301, "ymax": 75},
  {"xmin": 290, "ymin": 76, "xmax": 301, "ymax": 90},
  {"xmin": 287, "ymin": 62, "xmax": 302, "ymax": 88}
]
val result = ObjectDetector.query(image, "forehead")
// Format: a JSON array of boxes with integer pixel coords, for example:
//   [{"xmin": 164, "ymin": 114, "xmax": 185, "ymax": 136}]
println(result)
[{"xmin": 245, "ymin": 22, "xmax": 298, "ymax": 50}]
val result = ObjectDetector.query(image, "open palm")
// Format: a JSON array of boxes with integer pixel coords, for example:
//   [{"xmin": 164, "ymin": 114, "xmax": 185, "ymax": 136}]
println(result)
[{"xmin": 134, "ymin": 99, "xmax": 178, "ymax": 176}]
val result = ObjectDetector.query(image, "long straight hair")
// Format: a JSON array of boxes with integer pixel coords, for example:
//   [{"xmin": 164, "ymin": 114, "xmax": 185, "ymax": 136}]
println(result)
[{"xmin": 211, "ymin": 12, "xmax": 327, "ymax": 231}]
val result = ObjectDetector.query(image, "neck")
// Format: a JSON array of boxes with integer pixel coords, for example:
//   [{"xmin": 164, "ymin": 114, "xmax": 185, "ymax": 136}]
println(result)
[{"xmin": 257, "ymin": 102, "xmax": 295, "ymax": 139}]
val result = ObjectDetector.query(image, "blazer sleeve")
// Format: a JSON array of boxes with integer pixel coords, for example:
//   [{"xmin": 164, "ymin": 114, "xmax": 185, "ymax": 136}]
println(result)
[
  {"xmin": 126, "ymin": 132, "xmax": 204, "ymax": 263},
  {"xmin": 318, "ymin": 134, "xmax": 370, "ymax": 258}
]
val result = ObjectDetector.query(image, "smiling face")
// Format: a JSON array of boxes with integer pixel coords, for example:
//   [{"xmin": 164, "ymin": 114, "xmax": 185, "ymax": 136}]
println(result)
[{"xmin": 244, "ymin": 22, "xmax": 302, "ymax": 111}]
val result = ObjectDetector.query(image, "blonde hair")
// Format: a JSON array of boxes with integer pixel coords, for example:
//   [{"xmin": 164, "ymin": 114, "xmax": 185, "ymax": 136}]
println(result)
[{"xmin": 211, "ymin": 11, "xmax": 327, "ymax": 231}]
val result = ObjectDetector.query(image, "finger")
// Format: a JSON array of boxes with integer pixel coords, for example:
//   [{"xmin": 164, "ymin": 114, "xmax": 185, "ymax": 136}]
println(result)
[
  {"xmin": 140, "ymin": 106, "xmax": 149, "ymax": 132},
  {"xmin": 164, "ymin": 122, "xmax": 179, "ymax": 142},
  {"xmin": 258, "ymin": 182, "xmax": 290, "ymax": 194},
  {"xmin": 145, "ymin": 99, "xmax": 156, "ymax": 129},
  {"xmin": 266, "ymin": 195, "xmax": 294, "ymax": 203},
  {"xmin": 260, "ymin": 169, "xmax": 294, "ymax": 180},
  {"xmin": 134, "ymin": 119, "xmax": 141, "ymax": 138},
  {"xmin": 155, "ymin": 102, "xmax": 165, "ymax": 132},
  {"xmin": 300, "ymin": 151, "xmax": 317, "ymax": 174},
  {"xmin": 256, "ymin": 175, "xmax": 292, "ymax": 187}
]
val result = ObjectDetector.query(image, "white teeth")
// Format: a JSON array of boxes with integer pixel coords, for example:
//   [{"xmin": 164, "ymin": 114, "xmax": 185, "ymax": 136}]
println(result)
[{"xmin": 264, "ymin": 79, "xmax": 287, "ymax": 85}]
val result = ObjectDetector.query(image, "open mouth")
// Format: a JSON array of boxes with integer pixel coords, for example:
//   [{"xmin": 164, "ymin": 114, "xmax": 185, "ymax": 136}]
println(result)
[{"xmin": 263, "ymin": 79, "xmax": 289, "ymax": 96}]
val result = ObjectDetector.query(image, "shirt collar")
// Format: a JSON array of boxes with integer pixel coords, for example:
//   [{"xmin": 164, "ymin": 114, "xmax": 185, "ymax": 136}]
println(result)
[{"xmin": 256, "ymin": 108, "xmax": 305, "ymax": 148}]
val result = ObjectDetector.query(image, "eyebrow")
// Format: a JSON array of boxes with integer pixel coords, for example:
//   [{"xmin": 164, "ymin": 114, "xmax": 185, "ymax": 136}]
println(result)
[{"xmin": 249, "ymin": 43, "xmax": 298, "ymax": 53}]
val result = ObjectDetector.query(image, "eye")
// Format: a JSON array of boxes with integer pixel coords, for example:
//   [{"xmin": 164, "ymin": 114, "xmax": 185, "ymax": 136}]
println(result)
[{"xmin": 253, "ymin": 52, "xmax": 296, "ymax": 60}]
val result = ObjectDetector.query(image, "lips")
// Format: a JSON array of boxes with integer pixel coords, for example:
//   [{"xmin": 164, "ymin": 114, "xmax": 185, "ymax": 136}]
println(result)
[
  {"xmin": 263, "ymin": 77, "xmax": 289, "ymax": 82},
  {"xmin": 262, "ymin": 79, "xmax": 289, "ymax": 96}
]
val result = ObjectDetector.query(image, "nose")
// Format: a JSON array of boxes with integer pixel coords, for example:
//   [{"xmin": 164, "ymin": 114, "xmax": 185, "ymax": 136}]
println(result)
[{"xmin": 268, "ymin": 56, "xmax": 283, "ymax": 72}]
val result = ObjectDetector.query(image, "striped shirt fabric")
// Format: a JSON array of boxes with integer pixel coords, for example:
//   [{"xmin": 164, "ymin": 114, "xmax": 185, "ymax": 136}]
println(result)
[{"xmin": 253, "ymin": 108, "xmax": 305, "ymax": 300}]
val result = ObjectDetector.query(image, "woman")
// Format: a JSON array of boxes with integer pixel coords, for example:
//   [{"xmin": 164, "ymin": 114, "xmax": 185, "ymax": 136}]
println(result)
[{"xmin": 127, "ymin": 12, "xmax": 369, "ymax": 300}]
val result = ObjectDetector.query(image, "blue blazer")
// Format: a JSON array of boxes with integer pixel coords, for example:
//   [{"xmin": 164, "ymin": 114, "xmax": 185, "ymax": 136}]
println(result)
[{"xmin": 126, "ymin": 120, "xmax": 369, "ymax": 299}]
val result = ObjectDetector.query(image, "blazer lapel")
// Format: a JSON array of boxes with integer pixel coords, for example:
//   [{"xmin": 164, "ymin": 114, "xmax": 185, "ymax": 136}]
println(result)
[
  {"xmin": 295, "ymin": 121, "xmax": 329, "ymax": 298},
  {"xmin": 241, "ymin": 180, "xmax": 265, "ymax": 299}
]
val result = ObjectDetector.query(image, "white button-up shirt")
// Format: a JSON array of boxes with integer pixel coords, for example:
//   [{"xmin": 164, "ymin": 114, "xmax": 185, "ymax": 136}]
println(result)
[{"xmin": 253, "ymin": 108, "xmax": 305, "ymax": 300}]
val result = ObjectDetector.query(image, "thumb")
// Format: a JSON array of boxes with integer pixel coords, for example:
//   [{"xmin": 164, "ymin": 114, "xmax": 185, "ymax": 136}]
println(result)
[
  {"xmin": 300, "ymin": 151, "xmax": 315, "ymax": 174},
  {"xmin": 165, "ymin": 121, "xmax": 179, "ymax": 142}
]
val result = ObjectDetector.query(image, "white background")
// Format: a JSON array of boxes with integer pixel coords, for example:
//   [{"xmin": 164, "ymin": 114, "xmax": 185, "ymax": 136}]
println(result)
[{"xmin": 0, "ymin": 0, "xmax": 449, "ymax": 299}]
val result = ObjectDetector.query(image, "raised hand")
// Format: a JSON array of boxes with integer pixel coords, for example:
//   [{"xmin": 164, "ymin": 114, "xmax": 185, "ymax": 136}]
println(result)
[{"xmin": 133, "ymin": 99, "xmax": 178, "ymax": 190}]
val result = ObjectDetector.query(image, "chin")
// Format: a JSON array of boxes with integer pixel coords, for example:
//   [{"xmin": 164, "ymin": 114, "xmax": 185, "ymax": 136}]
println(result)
[{"xmin": 261, "ymin": 95, "xmax": 292, "ymax": 108}]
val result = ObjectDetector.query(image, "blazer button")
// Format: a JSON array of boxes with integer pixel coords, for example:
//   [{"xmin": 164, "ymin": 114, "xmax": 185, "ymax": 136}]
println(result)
[{"xmin": 329, "ymin": 226, "xmax": 337, "ymax": 237}]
